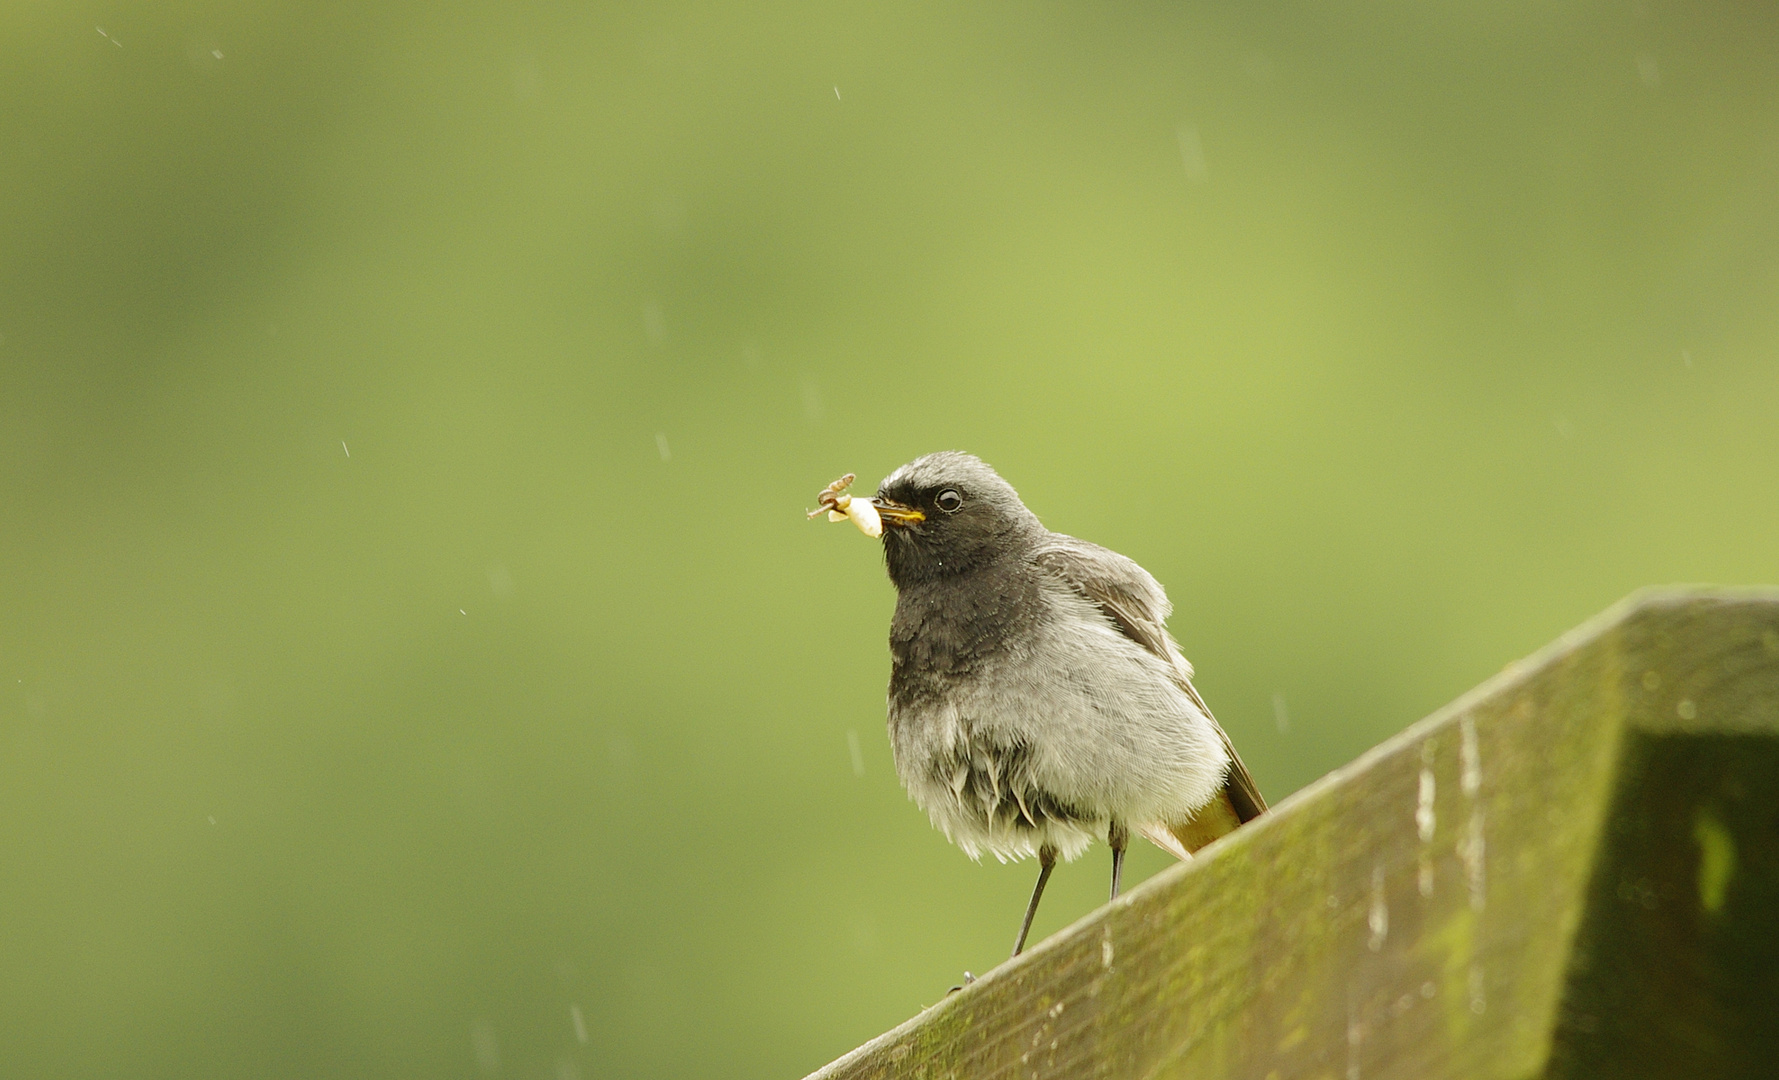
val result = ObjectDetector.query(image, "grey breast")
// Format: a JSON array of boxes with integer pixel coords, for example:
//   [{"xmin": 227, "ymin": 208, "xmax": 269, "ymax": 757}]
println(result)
[{"xmin": 886, "ymin": 559, "xmax": 1102, "ymax": 833}]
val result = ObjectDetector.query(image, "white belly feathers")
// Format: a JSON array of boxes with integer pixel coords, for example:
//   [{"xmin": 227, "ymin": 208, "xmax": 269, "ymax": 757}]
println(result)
[{"xmin": 889, "ymin": 585, "xmax": 1228, "ymax": 863}]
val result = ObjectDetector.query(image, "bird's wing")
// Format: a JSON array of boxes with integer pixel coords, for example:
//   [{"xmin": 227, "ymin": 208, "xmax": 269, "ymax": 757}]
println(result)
[{"xmin": 1032, "ymin": 535, "xmax": 1267, "ymax": 826}]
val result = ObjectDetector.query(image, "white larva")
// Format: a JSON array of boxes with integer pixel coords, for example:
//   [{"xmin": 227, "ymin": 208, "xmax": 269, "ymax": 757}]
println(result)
[
  {"xmin": 825, "ymin": 494, "xmax": 881, "ymax": 537},
  {"xmin": 847, "ymin": 497, "xmax": 882, "ymax": 537}
]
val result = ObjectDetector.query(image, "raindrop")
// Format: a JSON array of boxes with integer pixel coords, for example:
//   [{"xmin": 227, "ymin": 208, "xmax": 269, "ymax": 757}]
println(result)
[
  {"xmin": 1367, "ymin": 864, "xmax": 1389, "ymax": 951},
  {"xmin": 655, "ymin": 432, "xmax": 672, "ymax": 461},
  {"xmin": 846, "ymin": 730, "xmax": 865, "ymax": 777},
  {"xmin": 649, "ymin": 196, "xmax": 686, "ymax": 236},
  {"xmin": 1460, "ymin": 717, "xmax": 1481, "ymax": 796},
  {"xmin": 1346, "ymin": 996, "xmax": 1363, "ymax": 1079},
  {"xmin": 470, "ymin": 1020, "xmax": 500, "ymax": 1075},
  {"xmin": 1416, "ymin": 768, "xmax": 1436, "ymax": 842},
  {"xmin": 1176, "ymin": 124, "xmax": 1208, "ymax": 182},
  {"xmin": 1460, "ymin": 809, "xmax": 1487, "ymax": 911},
  {"xmin": 513, "ymin": 57, "xmax": 542, "ymax": 101},
  {"xmin": 1271, "ymin": 692, "xmax": 1290, "ymax": 734}
]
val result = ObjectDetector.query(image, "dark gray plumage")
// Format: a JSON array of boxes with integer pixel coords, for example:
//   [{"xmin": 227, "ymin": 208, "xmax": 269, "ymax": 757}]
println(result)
[{"xmin": 863, "ymin": 451, "xmax": 1265, "ymax": 954}]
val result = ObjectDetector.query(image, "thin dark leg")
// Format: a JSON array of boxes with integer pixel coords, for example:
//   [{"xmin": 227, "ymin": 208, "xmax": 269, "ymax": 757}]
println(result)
[
  {"xmin": 1011, "ymin": 845, "xmax": 1059, "ymax": 957},
  {"xmin": 1108, "ymin": 821, "xmax": 1129, "ymax": 900}
]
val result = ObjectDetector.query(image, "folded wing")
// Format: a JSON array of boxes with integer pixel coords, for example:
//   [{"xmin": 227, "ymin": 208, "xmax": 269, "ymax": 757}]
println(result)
[{"xmin": 1031, "ymin": 534, "xmax": 1267, "ymax": 855}]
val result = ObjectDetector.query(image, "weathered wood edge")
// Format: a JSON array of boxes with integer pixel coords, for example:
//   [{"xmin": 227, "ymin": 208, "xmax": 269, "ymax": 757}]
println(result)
[
  {"xmin": 1543, "ymin": 589, "xmax": 1779, "ymax": 1079},
  {"xmin": 802, "ymin": 586, "xmax": 1779, "ymax": 1080}
]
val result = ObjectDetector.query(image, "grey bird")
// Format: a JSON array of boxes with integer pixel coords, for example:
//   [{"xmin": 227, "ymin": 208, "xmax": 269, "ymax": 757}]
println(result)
[{"xmin": 854, "ymin": 451, "xmax": 1266, "ymax": 957}]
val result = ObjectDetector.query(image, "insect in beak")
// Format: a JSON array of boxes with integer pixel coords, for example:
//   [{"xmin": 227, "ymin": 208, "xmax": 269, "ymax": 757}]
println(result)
[{"xmin": 808, "ymin": 473, "xmax": 884, "ymax": 537}]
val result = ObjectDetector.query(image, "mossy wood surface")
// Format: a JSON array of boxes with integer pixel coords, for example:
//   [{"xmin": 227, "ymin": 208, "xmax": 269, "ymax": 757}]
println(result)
[{"xmin": 805, "ymin": 589, "xmax": 1779, "ymax": 1080}]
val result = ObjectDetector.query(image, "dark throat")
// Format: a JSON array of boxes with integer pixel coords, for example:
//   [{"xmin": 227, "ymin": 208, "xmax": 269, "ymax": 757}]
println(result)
[{"xmin": 887, "ymin": 556, "xmax": 1042, "ymax": 706}]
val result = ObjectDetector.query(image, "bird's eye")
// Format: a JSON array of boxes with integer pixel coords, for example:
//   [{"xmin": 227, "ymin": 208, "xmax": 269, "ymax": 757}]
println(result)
[{"xmin": 935, "ymin": 488, "xmax": 964, "ymax": 513}]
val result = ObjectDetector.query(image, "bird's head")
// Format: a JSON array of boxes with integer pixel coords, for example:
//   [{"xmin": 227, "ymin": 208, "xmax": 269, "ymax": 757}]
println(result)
[{"xmin": 871, "ymin": 451, "xmax": 1043, "ymax": 587}]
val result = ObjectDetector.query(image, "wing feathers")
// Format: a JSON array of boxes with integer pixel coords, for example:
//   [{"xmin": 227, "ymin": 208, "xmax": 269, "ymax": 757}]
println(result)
[
  {"xmin": 1177, "ymin": 676, "xmax": 1268, "ymax": 823},
  {"xmin": 1032, "ymin": 534, "xmax": 1268, "ymax": 828}
]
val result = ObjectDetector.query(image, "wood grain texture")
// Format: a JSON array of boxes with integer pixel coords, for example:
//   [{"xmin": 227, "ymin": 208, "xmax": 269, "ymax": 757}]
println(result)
[{"xmin": 804, "ymin": 588, "xmax": 1779, "ymax": 1080}]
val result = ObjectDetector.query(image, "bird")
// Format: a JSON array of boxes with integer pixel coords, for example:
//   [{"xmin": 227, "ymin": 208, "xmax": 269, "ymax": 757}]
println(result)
[{"xmin": 842, "ymin": 451, "xmax": 1266, "ymax": 958}]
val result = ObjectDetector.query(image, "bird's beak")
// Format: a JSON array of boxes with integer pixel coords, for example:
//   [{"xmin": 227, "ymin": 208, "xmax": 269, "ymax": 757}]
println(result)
[{"xmin": 871, "ymin": 498, "xmax": 925, "ymax": 527}]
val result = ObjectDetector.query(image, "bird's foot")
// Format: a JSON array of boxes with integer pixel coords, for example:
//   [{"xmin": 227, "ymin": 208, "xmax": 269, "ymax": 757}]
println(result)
[{"xmin": 945, "ymin": 971, "xmax": 977, "ymax": 995}]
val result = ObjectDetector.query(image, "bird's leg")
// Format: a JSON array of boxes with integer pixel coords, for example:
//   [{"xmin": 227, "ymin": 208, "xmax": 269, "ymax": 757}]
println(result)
[
  {"xmin": 1108, "ymin": 821, "xmax": 1129, "ymax": 900},
  {"xmin": 1011, "ymin": 845, "xmax": 1058, "ymax": 958}
]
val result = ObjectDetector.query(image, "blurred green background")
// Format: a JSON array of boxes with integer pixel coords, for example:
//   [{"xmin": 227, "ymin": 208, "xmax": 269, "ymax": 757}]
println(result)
[{"xmin": 3, "ymin": 1, "xmax": 1776, "ymax": 1076}]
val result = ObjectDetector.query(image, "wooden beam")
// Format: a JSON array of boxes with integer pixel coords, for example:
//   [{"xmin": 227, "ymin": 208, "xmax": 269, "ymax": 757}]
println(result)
[{"xmin": 804, "ymin": 588, "xmax": 1779, "ymax": 1080}]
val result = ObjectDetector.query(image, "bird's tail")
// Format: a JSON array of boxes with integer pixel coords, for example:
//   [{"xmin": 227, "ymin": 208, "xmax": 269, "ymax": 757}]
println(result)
[
  {"xmin": 1136, "ymin": 788, "xmax": 1246, "ymax": 859},
  {"xmin": 1136, "ymin": 719, "xmax": 1269, "ymax": 860}
]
